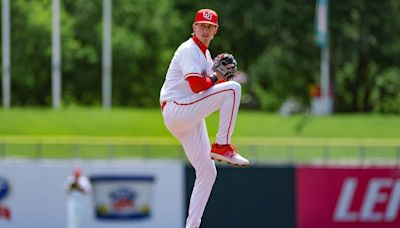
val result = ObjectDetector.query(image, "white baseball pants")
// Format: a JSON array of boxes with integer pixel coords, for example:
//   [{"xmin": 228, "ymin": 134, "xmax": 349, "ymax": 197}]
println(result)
[
  {"xmin": 161, "ymin": 81, "xmax": 241, "ymax": 228},
  {"xmin": 67, "ymin": 191, "xmax": 85, "ymax": 228}
]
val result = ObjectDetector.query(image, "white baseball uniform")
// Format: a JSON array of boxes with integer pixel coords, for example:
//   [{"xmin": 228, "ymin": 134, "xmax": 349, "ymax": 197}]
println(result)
[{"xmin": 160, "ymin": 36, "xmax": 241, "ymax": 228}]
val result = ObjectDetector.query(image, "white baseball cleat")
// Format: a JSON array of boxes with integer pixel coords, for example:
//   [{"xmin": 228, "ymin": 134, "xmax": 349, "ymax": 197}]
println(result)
[{"xmin": 210, "ymin": 143, "xmax": 249, "ymax": 167}]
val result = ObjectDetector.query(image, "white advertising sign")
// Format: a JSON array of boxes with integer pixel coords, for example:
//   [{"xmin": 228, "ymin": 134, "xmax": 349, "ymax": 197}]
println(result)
[{"xmin": 0, "ymin": 160, "xmax": 184, "ymax": 228}]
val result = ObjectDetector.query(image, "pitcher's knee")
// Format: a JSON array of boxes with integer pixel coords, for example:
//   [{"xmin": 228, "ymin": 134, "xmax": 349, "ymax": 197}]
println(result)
[
  {"xmin": 207, "ymin": 169, "xmax": 217, "ymax": 185},
  {"xmin": 226, "ymin": 81, "xmax": 241, "ymax": 92},
  {"xmin": 196, "ymin": 164, "xmax": 217, "ymax": 183},
  {"xmin": 209, "ymin": 167, "xmax": 217, "ymax": 182},
  {"xmin": 228, "ymin": 81, "xmax": 241, "ymax": 100}
]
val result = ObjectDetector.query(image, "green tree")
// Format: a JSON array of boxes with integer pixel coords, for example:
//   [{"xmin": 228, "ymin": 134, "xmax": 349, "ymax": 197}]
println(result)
[
  {"xmin": 2, "ymin": 0, "xmax": 399, "ymax": 113},
  {"xmin": 62, "ymin": 0, "xmax": 102, "ymax": 105},
  {"xmin": 111, "ymin": 0, "xmax": 183, "ymax": 106},
  {"xmin": 331, "ymin": 0, "xmax": 400, "ymax": 112},
  {"xmin": 9, "ymin": 0, "xmax": 52, "ymax": 105}
]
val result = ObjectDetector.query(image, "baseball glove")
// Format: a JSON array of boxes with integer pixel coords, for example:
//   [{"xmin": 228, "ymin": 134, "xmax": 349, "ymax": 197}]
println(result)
[{"xmin": 212, "ymin": 53, "xmax": 238, "ymax": 81}]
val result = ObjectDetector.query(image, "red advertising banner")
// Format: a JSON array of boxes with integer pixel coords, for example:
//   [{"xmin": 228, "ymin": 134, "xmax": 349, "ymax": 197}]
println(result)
[{"xmin": 297, "ymin": 165, "xmax": 400, "ymax": 228}]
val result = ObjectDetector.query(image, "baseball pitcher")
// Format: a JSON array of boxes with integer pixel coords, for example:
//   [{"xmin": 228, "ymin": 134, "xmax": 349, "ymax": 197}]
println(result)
[{"xmin": 159, "ymin": 8, "xmax": 249, "ymax": 228}]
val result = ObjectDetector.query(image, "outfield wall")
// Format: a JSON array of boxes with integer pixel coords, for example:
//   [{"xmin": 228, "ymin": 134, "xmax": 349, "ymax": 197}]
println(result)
[
  {"xmin": 185, "ymin": 165, "xmax": 296, "ymax": 228},
  {"xmin": 188, "ymin": 165, "xmax": 400, "ymax": 228},
  {"xmin": 296, "ymin": 165, "xmax": 400, "ymax": 228},
  {"xmin": 0, "ymin": 160, "xmax": 184, "ymax": 228},
  {"xmin": 1, "ymin": 160, "xmax": 400, "ymax": 228}
]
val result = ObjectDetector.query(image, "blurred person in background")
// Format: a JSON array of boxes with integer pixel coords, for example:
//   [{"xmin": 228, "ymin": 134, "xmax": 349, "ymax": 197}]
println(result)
[{"xmin": 64, "ymin": 167, "xmax": 91, "ymax": 228}]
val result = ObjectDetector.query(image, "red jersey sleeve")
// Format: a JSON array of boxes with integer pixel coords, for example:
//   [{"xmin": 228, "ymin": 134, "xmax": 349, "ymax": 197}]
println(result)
[{"xmin": 187, "ymin": 76, "xmax": 214, "ymax": 93}]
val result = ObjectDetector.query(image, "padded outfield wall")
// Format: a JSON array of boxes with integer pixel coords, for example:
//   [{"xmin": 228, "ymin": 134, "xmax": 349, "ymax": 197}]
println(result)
[
  {"xmin": 185, "ymin": 165, "xmax": 296, "ymax": 228},
  {"xmin": 0, "ymin": 160, "xmax": 185, "ymax": 228},
  {"xmin": 186, "ymin": 165, "xmax": 400, "ymax": 228},
  {"xmin": 0, "ymin": 160, "xmax": 399, "ymax": 228}
]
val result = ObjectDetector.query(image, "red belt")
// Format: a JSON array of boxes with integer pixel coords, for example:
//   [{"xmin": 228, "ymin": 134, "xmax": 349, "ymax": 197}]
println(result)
[{"xmin": 161, "ymin": 101, "xmax": 167, "ymax": 111}]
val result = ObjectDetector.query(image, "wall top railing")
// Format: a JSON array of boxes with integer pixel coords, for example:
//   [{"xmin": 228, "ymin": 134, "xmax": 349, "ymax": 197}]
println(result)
[
  {"xmin": 0, "ymin": 136, "xmax": 399, "ymax": 166},
  {"xmin": 0, "ymin": 136, "xmax": 399, "ymax": 146}
]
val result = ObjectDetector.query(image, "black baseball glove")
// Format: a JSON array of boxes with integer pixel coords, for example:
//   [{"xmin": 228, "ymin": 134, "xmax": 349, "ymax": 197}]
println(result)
[{"xmin": 212, "ymin": 53, "xmax": 238, "ymax": 81}]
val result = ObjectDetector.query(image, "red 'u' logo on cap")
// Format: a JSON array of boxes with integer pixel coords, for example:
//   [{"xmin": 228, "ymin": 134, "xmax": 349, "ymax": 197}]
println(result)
[{"xmin": 203, "ymin": 11, "xmax": 212, "ymax": 21}]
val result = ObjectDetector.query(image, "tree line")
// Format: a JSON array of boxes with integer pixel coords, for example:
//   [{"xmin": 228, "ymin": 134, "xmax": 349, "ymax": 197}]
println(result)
[{"xmin": 0, "ymin": 0, "xmax": 399, "ymax": 113}]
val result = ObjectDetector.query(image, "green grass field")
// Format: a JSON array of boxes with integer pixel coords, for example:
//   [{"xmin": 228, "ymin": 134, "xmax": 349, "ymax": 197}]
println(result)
[
  {"xmin": 1, "ymin": 107, "xmax": 399, "ymax": 137},
  {"xmin": 0, "ymin": 107, "xmax": 399, "ymax": 163}
]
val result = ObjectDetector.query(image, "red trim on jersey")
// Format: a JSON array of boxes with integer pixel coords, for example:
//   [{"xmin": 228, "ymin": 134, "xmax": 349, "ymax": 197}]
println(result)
[
  {"xmin": 187, "ymin": 76, "xmax": 213, "ymax": 93},
  {"xmin": 161, "ymin": 101, "xmax": 167, "ymax": 111},
  {"xmin": 184, "ymin": 73, "xmax": 202, "ymax": 80},
  {"xmin": 173, "ymin": 89, "xmax": 236, "ymax": 144},
  {"xmin": 192, "ymin": 35, "xmax": 207, "ymax": 56}
]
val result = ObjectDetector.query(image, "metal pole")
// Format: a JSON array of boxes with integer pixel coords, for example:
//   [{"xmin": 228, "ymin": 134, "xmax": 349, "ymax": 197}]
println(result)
[
  {"xmin": 320, "ymin": 35, "xmax": 332, "ymax": 115},
  {"xmin": 72, "ymin": 144, "xmax": 79, "ymax": 159},
  {"xmin": 36, "ymin": 143, "xmax": 42, "ymax": 160},
  {"xmin": 52, "ymin": 0, "xmax": 61, "ymax": 109},
  {"xmin": 287, "ymin": 145, "xmax": 293, "ymax": 163},
  {"xmin": 102, "ymin": 0, "xmax": 112, "ymax": 109},
  {"xmin": 2, "ymin": 0, "xmax": 10, "ymax": 109},
  {"xmin": 251, "ymin": 145, "xmax": 258, "ymax": 164},
  {"xmin": 107, "ymin": 144, "xmax": 114, "ymax": 160},
  {"xmin": 323, "ymin": 145, "xmax": 330, "ymax": 165},
  {"xmin": 0, "ymin": 143, "xmax": 5, "ymax": 159},
  {"xmin": 143, "ymin": 144, "xmax": 150, "ymax": 159},
  {"xmin": 359, "ymin": 146, "xmax": 365, "ymax": 166},
  {"xmin": 316, "ymin": 0, "xmax": 332, "ymax": 115}
]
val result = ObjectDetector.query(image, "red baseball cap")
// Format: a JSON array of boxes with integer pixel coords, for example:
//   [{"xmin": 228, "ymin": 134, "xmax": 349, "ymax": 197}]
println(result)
[
  {"xmin": 194, "ymin": 9, "xmax": 218, "ymax": 26},
  {"xmin": 73, "ymin": 167, "xmax": 81, "ymax": 177}
]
